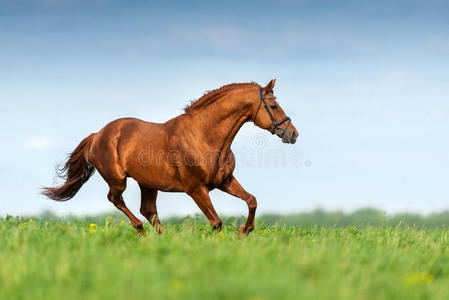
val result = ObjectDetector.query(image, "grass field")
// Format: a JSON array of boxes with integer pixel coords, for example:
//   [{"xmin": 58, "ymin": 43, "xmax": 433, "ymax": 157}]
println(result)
[{"xmin": 1, "ymin": 216, "xmax": 449, "ymax": 300}]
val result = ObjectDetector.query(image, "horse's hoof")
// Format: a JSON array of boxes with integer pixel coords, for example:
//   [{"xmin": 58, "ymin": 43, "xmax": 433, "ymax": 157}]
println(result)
[
  {"xmin": 136, "ymin": 228, "xmax": 146, "ymax": 236},
  {"xmin": 156, "ymin": 226, "xmax": 166, "ymax": 235},
  {"xmin": 237, "ymin": 225, "xmax": 254, "ymax": 234},
  {"xmin": 238, "ymin": 225, "xmax": 247, "ymax": 234}
]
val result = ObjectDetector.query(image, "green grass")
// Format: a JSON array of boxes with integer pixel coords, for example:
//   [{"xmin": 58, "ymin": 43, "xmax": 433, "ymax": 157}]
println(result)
[{"xmin": 1, "ymin": 216, "xmax": 449, "ymax": 300}]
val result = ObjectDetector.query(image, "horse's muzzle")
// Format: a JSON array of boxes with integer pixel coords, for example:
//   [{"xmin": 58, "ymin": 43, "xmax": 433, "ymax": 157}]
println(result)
[{"xmin": 280, "ymin": 129, "xmax": 298, "ymax": 144}]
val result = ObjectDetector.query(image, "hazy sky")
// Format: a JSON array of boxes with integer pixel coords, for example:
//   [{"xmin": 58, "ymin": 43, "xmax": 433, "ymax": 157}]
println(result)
[{"xmin": 1, "ymin": 0, "xmax": 448, "ymax": 218}]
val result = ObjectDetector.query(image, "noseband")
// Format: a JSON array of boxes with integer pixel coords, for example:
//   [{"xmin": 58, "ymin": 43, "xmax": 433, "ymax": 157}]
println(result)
[{"xmin": 254, "ymin": 88, "xmax": 291, "ymax": 138}]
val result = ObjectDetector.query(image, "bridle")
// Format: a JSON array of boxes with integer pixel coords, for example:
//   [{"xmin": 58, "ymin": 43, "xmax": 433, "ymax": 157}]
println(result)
[{"xmin": 254, "ymin": 88, "xmax": 291, "ymax": 138}]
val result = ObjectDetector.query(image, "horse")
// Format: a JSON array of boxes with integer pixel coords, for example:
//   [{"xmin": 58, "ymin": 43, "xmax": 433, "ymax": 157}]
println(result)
[{"xmin": 42, "ymin": 79, "xmax": 298, "ymax": 234}]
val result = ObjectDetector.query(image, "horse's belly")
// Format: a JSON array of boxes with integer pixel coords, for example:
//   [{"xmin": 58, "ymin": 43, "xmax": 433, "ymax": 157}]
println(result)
[
  {"xmin": 127, "ymin": 163, "xmax": 185, "ymax": 192},
  {"xmin": 130, "ymin": 174, "xmax": 185, "ymax": 192}
]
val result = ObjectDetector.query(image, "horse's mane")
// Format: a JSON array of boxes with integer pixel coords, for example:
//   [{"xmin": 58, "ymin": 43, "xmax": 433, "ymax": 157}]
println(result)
[{"xmin": 183, "ymin": 82, "xmax": 260, "ymax": 114}]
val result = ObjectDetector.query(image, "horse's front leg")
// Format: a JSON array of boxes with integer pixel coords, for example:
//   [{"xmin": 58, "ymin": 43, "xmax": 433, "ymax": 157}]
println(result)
[
  {"xmin": 219, "ymin": 175, "xmax": 257, "ymax": 233},
  {"xmin": 188, "ymin": 186, "xmax": 223, "ymax": 230}
]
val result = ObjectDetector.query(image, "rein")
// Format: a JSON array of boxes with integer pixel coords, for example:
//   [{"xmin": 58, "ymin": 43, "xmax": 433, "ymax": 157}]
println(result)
[{"xmin": 254, "ymin": 88, "xmax": 291, "ymax": 138}]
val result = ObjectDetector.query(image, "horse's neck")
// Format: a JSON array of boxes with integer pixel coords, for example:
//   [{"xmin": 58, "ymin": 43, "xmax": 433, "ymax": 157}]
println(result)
[{"xmin": 189, "ymin": 91, "xmax": 253, "ymax": 152}]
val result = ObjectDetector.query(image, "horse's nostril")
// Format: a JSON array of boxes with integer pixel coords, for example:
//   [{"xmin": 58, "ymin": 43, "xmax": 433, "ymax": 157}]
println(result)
[{"xmin": 290, "ymin": 131, "xmax": 299, "ymax": 144}]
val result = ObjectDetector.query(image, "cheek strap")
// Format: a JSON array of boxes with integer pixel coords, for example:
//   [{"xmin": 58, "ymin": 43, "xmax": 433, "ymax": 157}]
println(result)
[{"xmin": 255, "ymin": 88, "xmax": 291, "ymax": 136}]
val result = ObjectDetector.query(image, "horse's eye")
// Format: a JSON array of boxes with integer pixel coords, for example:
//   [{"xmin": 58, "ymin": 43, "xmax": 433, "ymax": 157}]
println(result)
[{"xmin": 270, "ymin": 104, "xmax": 277, "ymax": 109}]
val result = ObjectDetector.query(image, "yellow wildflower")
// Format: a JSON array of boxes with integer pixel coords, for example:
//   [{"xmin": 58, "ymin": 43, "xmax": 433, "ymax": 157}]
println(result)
[
  {"xmin": 246, "ymin": 296, "xmax": 265, "ymax": 300},
  {"xmin": 402, "ymin": 272, "xmax": 434, "ymax": 286},
  {"xmin": 170, "ymin": 279, "xmax": 185, "ymax": 291},
  {"xmin": 89, "ymin": 223, "xmax": 96, "ymax": 234}
]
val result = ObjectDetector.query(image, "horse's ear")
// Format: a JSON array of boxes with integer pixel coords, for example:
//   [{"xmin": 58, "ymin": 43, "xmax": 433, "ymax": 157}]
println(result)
[{"xmin": 263, "ymin": 79, "xmax": 276, "ymax": 93}]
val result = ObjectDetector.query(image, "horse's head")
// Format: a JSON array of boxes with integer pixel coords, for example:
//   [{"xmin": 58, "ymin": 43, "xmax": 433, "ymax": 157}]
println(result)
[{"xmin": 252, "ymin": 79, "xmax": 299, "ymax": 144}]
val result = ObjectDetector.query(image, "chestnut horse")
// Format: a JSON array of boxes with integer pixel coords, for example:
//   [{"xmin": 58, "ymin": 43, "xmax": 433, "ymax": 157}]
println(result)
[{"xmin": 43, "ymin": 79, "xmax": 298, "ymax": 234}]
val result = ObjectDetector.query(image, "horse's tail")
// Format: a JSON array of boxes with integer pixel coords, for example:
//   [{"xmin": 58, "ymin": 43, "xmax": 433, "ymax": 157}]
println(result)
[{"xmin": 42, "ymin": 133, "xmax": 96, "ymax": 201}]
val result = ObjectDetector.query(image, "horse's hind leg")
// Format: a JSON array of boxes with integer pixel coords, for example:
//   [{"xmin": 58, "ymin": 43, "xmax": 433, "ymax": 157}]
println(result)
[
  {"xmin": 89, "ymin": 132, "xmax": 144, "ymax": 235},
  {"xmin": 107, "ymin": 180, "xmax": 145, "ymax": 235},
  {"xmin": 139, "ymin": 184, "xmax": 165, "ymax": 234}
]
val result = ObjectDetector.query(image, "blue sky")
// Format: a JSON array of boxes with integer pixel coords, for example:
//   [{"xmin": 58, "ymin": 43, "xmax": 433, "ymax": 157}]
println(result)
[{"xmin": 0, "ymin": 0, "xmax": 448, "ymax": 217}]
